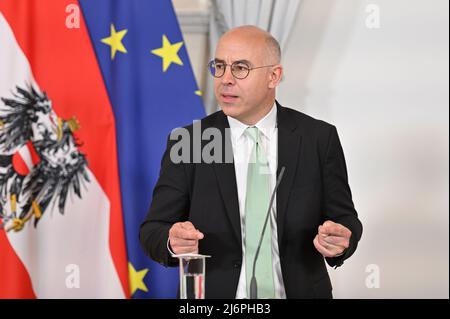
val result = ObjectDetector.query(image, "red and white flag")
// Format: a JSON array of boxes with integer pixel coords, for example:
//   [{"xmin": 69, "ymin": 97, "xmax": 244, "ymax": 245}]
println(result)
[{"xmin": 0, "ymin": 1, "xmax": 129, "ymax": 298}]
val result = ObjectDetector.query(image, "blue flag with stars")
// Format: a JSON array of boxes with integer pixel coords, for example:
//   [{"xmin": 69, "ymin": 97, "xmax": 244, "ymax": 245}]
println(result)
[{"xmin": 79, "ymin": 0, "xmax": 205, "ymax": 298}]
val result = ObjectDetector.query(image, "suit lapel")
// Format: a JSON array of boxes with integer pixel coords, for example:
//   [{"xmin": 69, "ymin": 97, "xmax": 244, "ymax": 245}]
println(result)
[
  {"xmin": 210, "ymin": 104, "xmax": 302, "ymax": 246},
  {"xmin": 211, "ymin": 112, "xmax": 242, "ymax": 245},
  {"xmin": 276, "ymin": 102, "xmax": 302, "ymax": 244}
]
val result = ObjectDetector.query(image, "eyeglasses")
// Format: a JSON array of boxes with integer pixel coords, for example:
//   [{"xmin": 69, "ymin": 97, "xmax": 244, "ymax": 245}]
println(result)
[{"xmin": 208, "ymin": 60, "xmax": 276, "ymax": 79}]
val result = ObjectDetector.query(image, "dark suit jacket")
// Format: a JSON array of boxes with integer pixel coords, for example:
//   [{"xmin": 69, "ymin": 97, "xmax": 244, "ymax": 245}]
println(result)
[{"xmin": 140, "ymin": 102, "xmax": 362, "ymax": 299}]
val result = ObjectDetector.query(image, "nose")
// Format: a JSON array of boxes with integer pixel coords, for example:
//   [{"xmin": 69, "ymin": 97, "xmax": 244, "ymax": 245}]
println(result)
[{"xmin": 221, "ymin": 64, "xmax": 235, "ymax": 86}]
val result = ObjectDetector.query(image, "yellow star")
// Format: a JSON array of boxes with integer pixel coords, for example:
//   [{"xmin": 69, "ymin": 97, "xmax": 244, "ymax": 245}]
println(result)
[
  {"xmin": 195, "ymin": 90, "xmax": 202, "ymax": 96},
  {"xmin": 151, "ymin": 34, "xmax": 184, "ymax": 72},
  {"xmin": 101, "ymin": 24, "xmax": 128, "ymax": 60},
  {"xmin": 128, "ymin": 262, "xmax": 149, "ymax": 295}
]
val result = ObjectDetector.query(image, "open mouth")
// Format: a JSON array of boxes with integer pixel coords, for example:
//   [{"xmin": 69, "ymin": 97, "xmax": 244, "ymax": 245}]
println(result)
[{"xmin": 220, "ymin": 93, "xmax": 239, "ymax": 103}]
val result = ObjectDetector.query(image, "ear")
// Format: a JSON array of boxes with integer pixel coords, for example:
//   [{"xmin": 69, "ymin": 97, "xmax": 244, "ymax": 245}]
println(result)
[{"xmin": 268, "ymin": 64, "xmax": 283, "ymax": 89}]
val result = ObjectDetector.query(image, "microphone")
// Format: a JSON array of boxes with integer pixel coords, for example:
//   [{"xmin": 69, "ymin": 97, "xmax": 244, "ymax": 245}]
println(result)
[{"xmin": 249, "ymin": 166, "xmax": 286, "ymax": 299}]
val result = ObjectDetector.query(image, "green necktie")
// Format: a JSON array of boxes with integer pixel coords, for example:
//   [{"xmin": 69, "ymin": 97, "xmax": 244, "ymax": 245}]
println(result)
[{"xmin": 244, "ymin": 126, "xmax": 275, "ymax": 298}]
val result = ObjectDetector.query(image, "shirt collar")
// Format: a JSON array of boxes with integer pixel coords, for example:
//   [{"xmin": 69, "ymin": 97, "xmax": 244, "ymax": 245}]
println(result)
[{"xmin": 227, "ymin": 102, "xmax": 277, "ymax": 141}]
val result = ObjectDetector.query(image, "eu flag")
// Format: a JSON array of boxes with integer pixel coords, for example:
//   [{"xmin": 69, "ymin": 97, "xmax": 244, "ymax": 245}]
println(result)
[{"xmin": 79, "ymin": 0, "xmax": 205, "ymax": 298}]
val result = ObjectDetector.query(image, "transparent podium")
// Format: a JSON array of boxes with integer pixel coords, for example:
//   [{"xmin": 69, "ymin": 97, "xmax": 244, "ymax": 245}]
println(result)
[{"xmin": 172, "ymin": 253, "xmax": 210, "ymax": 299}]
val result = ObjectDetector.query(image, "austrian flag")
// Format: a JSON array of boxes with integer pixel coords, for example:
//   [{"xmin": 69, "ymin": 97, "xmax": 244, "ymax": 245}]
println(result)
[{"xmin": 0, "ymin": 1, "xmax": 129, "ymax": 298}]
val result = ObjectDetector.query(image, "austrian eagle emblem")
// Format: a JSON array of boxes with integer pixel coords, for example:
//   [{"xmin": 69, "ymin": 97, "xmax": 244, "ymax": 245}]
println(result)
[{"xmin": 0, "ymin": 86, "xmax": 89, "ymax": 232}]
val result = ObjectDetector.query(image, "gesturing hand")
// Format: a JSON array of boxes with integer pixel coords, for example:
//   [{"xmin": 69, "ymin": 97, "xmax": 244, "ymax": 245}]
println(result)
[
  {"xmin": 169, "ymin": 221, "xmax": 204, "ymax": 255},
  {"xmin": 313, "ymin": 220, "xmax": 351, "ymax": 258}
]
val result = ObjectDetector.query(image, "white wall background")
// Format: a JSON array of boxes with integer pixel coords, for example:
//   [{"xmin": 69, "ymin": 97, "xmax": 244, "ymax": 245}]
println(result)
[{"xmin": 174, "ymin": 0, "xmax": 449, "ymax": 298}]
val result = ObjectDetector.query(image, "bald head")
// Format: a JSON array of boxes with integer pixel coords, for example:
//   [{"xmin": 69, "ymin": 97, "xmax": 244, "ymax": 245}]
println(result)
[
  {"xmin": 213, "ymin": 25, "xmax": 283, "ymax": 125},
  {"xmin": 219, "ymin": 25, "xmax": 281, "ymax": 64}
]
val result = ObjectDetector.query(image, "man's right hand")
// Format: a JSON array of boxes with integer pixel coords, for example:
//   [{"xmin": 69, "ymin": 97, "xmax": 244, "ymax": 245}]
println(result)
[{"xmin": 168, "ymin": 221, "xmax": 204, "ymax": 255}]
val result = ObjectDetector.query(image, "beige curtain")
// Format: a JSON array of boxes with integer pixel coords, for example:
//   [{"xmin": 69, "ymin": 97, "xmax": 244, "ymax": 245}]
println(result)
[{"xmin": 204, "ymin": 0, "xmax": 302, "ymax": 114}]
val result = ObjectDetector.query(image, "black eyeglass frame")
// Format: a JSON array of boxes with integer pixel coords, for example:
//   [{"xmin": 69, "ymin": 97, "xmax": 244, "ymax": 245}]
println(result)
[{"xmin": 208, "ymin": 60, "xmax": 277, "ymax": 79}]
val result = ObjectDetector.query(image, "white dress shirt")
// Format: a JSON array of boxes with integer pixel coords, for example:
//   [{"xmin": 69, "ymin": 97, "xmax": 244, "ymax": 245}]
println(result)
[{"xmin": 227, "ymin": 103, "xmax": 287, "ymax": 299}]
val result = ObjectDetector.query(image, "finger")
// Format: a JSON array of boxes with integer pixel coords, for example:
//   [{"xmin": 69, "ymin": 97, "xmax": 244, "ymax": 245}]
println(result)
[
  {"xmin": 180, "ymin": 221, "xmax": 196, "ymax": 230},
  {"xmin": 318, "ymin": 224, "xmax": 332, "ymax": 235},
  {"xmin": 180, "ymin": 222, "xmax": 204, "ymax": 239},
  {"xmin": 313, "ymin": 235, "xmax": 334, "ymax": 258},
  {"xmin": 170, "ymin": 242, "xmax": 197, "ymax": 255},
  {"xmin": 173, "ymin": 245, "xmax": 199, "ymax": 255},
  {"xmin": 318, "ymin": 235, "xmax": 347, "ymax": 255},
  {"xmin": 318, "ymin": 234, "xmax": 339, "ymax": 250},
  {"xmin": 319, "ymin": 221, "xmax": 339, "ymax": 235},
  {"xmin": 323, "ymin": 220, "xmax": 335, "ymax": 228},
  {"xmin": 318, "ymin": 234, "xmax": 346, "ymax": 252},
  {"xmin": 320, "ymin": 222, "xmax": 351, "ymax": 238},
  {"xmin": 175, "ymin": 229, "xmax": 202, "ymax": 240},
  {"xmin": 322, "ymin": 235, "xmax": 350, "ymax": 249},
  {"xmin": 316, "ymin": 235, "xmax": 345, "ymax": 256},
  {"xmin": 171, "ymin": 225, "xmax": 203, "ymax": 240},
  {"xmin": 170, "ymin": 237, "xmax": 198, "ymax": 247},
  {"xmin": 196, "ymin": 229, "xmax": 204, "ymax": 239}
]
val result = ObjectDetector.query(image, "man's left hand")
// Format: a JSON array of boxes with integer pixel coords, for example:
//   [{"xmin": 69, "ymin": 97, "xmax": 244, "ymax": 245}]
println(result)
[{"xmin": 313, "ymin": 220, "xmax": 351, "ymax": 258}]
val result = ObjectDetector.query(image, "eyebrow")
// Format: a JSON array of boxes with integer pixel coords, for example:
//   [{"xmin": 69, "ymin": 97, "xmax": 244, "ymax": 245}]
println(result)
[
  {"xmin": 214, "ymin": 58, "xmax": 253, "ymax": 66},
  {"xmin": 234, "ymin": 59, "xmax": 252, "ymax": 66}
]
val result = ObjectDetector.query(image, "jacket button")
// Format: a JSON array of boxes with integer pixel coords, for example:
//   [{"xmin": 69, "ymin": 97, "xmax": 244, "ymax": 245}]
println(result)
[{"xmin": 233, "ymin": 261, "xmax": 242, "ymax": 268}]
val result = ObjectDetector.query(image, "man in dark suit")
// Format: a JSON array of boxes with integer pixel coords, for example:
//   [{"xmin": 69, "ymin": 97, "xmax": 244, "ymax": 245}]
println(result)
[{"xmin": 140, "ymin": 25, "xmax": 362, "ymax": 298}]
